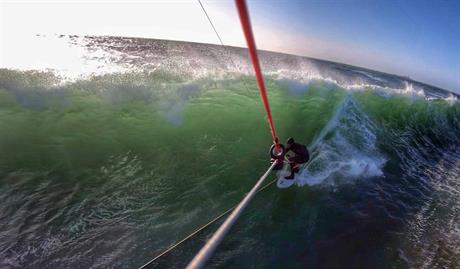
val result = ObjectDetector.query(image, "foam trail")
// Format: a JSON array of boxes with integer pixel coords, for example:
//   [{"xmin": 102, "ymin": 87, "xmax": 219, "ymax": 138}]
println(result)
[{"xmin": 292, "ymin": 96, "xmax": 386, "ymax": 187}]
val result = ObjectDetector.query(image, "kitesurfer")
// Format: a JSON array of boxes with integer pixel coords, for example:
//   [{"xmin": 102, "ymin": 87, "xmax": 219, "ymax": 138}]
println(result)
[{"xmin": 284, "ymin": 137, "xmax": 309, "ymax": 180}]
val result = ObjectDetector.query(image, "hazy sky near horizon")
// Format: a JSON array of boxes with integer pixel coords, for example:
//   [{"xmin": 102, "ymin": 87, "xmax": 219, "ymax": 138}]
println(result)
[{"xmin": 1, "ymin": 0, "xmax": 459, "ymax": 92}]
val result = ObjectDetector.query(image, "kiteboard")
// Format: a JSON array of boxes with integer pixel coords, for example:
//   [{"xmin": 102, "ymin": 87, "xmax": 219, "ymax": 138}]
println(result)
[
  {"xmin": 276, "ymin": 170, "xmax": 297, "ymax": 189},
  {"xmin": 276, "ymin": 160, "xmax": 310, "ymax": 189}
]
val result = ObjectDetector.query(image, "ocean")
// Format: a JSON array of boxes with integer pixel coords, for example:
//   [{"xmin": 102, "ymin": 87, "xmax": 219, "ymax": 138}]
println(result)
[{"xmin": 0, "ymin": 35, "xmax": 459, "ymax": 269}]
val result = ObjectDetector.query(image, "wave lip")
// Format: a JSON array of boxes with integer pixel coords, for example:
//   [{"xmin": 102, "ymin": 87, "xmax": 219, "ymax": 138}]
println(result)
[{"xmin": 3, "ymin": 35, "xmax": 458, "ymax": 101}]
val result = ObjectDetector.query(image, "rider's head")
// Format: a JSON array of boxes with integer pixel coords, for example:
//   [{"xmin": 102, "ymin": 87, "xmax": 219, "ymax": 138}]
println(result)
[{"xmin": 286, "ymin": 137, "xmax": 295, "ymax": 146}]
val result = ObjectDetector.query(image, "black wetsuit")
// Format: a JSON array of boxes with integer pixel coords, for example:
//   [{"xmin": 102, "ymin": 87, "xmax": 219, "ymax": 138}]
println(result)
[{"xmin": 286, "ymin": 142, "xmax": 309, "ymax": 164}]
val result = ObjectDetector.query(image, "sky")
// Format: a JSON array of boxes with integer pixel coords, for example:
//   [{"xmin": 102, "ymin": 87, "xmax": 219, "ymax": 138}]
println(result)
[{"xmin": 1, "ymin": 0, "xmax": 459, "ymax": 92}]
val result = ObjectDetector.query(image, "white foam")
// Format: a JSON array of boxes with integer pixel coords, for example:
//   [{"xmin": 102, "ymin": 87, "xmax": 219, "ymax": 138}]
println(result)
[
  {"xmin": 445, "ymin": 93, "xmax": 458, "ymax": 105},
  {"xmin": 296, "ymin": 155, "xmax": 385, "ymax": 187},
  {"xmin": 294, "ymin": 97, "xmax": 386, "ymax": 187}
]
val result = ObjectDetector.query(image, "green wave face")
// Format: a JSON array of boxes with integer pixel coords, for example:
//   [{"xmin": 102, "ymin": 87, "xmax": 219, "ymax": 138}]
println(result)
[
  {"xmin": 0, "ymin": 69, "xmax": 459, "ymax": 268},
  {"xmin": 0, "ymin": 71, "xmax": 346, "ymax": 176}
]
